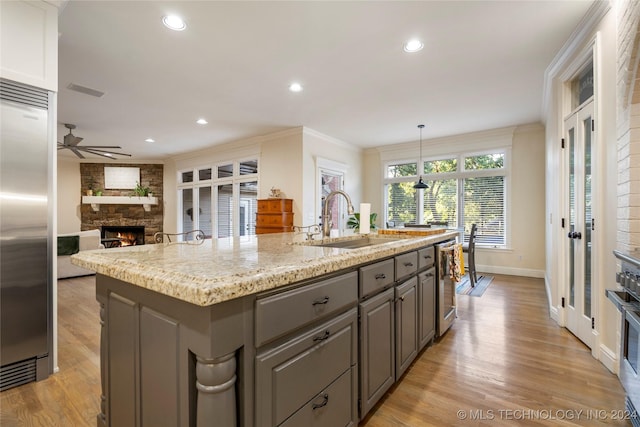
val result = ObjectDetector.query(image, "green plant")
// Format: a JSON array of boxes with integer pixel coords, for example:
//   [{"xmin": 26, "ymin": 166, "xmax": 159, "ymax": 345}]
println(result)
[
  {"xmin": 131, "ymin": 181, "xmax": 150, "ymax": 197},
  {"xmin": 94, "ymin": 189, "xmax": 103, "ymax": 196},
  {"xmin": 347, "ymin": 212, "xmax": 378, "ymax": 231}
]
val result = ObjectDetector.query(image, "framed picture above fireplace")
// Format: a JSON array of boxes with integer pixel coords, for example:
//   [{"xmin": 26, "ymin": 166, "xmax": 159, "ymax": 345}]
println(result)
[{"xmin": 104, "ymin": 167, "xmax": 139, "ymax": 189}]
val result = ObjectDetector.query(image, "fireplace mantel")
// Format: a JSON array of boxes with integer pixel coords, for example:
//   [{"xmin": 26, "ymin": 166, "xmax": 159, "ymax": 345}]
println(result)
[{"xmin": 82, "ymin": 196, "xmax": 158, "ymax": 212}]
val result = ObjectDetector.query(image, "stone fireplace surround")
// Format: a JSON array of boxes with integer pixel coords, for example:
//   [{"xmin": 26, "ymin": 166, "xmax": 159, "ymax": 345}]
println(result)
[{"xmin": 80, "ymin": 163, "xmax": 163, "ymax": 245}]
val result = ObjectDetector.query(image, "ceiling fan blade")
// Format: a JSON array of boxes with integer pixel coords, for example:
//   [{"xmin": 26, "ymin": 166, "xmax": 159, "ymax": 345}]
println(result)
[
  {"xmin": 77, "ymin": 145, "xmax": 123, "ymax": 149},
  {"xmin": 80, "ymin": 147, "xmax": 132, "ymax": 157},
  {"xmin": 79, "ymin": 147, "xmax": 131, "ymax": 159},
  {"xmin": 70, "ymin": 147, "xmax": 85, "ymax": 159}
]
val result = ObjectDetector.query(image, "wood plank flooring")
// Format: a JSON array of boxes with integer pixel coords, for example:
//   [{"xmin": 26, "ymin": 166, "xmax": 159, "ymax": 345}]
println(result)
[
  {"xmin": 361, "ymin": 275, "xmax": 630, "ymax": 426},
  {"xmin": 0, "ymin": 274, "xmax": 630, "ymax": 426}
]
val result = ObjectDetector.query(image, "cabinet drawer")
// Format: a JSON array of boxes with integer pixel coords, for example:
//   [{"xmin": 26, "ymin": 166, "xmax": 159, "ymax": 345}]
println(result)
[
  {"xmin": 395, "ymin": 251, "xmax": 418, "ymax": 281},
  {"xmin": 255, "ymin": 271, "xmax": 357, "ymax": 347},
  {"xmin": 280, "ymin": 368, "xmax": 356, "ymax": 427},
  {"xmin": 256, "ymin": 213, "xmax": 294, "ymax": 227},
  {"xmin": 418, "ymin": 246, "xmax": 435, "ymax": 270},
  {"xmin": 258, "ymin": 199, "xmax": 293, "ymax": 213},
  {"xmin": 255, "ymin": 308, "xmax": 357, "ymax": 427},
  {"xmin": 359, "ymin": 259, "xmax": 394, "ymax": 298}
]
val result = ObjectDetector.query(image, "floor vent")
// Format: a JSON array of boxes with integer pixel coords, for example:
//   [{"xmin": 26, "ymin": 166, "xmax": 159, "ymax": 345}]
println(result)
[{"xmin": 0, "ymin": 358, "xmax": 37, "ymax": 391}]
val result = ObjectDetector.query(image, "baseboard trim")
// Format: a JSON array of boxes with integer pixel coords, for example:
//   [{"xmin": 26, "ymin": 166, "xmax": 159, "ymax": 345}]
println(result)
[
  {"xmin": 476, "ymin": 264, "xmax": 545, "ymax": 278},
  {"xmin": 599, "ymin": 343, "xmax": 618, "ymax": 375}
]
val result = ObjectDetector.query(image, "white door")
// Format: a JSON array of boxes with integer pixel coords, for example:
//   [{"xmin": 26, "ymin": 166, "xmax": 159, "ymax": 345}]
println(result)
[{"xmin": 564, "ymin": 100, "xmax": 594, "ymax": 348}]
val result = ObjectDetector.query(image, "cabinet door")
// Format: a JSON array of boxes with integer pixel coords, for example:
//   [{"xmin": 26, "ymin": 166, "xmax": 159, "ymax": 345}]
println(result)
[
  {"xmin": 418, "ymin": 267, "xmax": 436, "ymax": 350},
  {"xmin": 395, "ymin": 277, "xmax": 418, "ymax": 379},
  {"xmin": 359, "ymin": 288, "xmax": 395, "ymax": 418},
  {"xmin": 0, "ymin": 0, "xmax": 58, "ymax": 91},
  {"xmin": 255, "ymin": 308, "xmax": 357, "ymax": 427}
]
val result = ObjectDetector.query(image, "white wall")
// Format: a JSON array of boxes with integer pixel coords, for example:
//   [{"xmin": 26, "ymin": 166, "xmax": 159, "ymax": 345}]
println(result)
[
  {"xmin": 302, "ymin": 128, "xmax": 363, "ymax": 229},
  {"xmin": 56, "ymin": 159, "xmax": 81, "ymax": 233},
  {"xmin": 164, "ymin": 127, "xmax": 364, "ymax": 234},
  {"xmin": 166, "ymin": 128, "xmax": 304, "ymax": 233}
]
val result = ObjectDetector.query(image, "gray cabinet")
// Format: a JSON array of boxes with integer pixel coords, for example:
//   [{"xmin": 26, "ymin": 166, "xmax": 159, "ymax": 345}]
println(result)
[
  {"xmin": 395, "ymin": 251, "xmax": 418, "ymax": 282},
  {"xmin": 395, "ymin": 277, "xmax": 418, "ymax": 379},
  {"xmin": 418, "ymin": 267, "xmax": 436, "ymax": 350},
  {"xmin": 418, "ymin": 246, "xmax": 435, "ymax": 270},
  {"xmin": 358, "ymin": 287, "xmax": 395, "ymax": 418},
  {"xmin": 254, "ymin": 271, "xmax": 358, "ymax": 427},
  {"xmin": 359, "ymin": 259, "xmax": 394, "ymax": 298},
  {"xmin": 255, "ymin": 308, "xmax": 358, "ymax": 426},
  {"xmin": 255, "ymin": 271, "xmax": 358, "ymax": 347}
]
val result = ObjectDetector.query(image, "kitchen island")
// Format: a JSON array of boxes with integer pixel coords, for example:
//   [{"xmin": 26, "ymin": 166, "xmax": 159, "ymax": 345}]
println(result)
[{"xmin": 72, "ymin": 230, "xmax": 459, "ymax": 427}]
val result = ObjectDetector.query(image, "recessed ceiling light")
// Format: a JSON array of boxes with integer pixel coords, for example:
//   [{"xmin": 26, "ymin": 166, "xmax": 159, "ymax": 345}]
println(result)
[
  {"xmin": 145, "ymin": 138, "xmax": 155, "ymax": 143},
  {"xmin": 162, "ymin": 15, "xmax": 186, "ymax": 31},
  {"xmin": 289, "ymin": 82, "xmax": 303, "ymax": 93},
  {"xmin": 196, "ymin": 118, "xmax": 208, "ymax": 125},
  {"xmin": 104, "ymin": 153, "xmax": 113, "ymax": 157},
  {"xmin": 403, "ymin": 39, "xmax": 424, "ymax": 53}
]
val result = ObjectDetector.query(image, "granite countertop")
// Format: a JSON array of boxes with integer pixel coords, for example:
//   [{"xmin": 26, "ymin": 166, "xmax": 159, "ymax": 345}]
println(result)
[{"xmin": 71, "ymin": 230, "xmax": 460, "ymax": 307}]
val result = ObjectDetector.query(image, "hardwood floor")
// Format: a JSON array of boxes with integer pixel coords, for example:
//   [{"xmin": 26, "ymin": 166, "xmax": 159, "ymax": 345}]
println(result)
[
  {"xmin": 0, "ymin": 276, "xmax": 101, "ymax": 427},
  {"xmin": 362, "ymin": 275, "xmax": 630, "ymax": 426},
  {"xmin": 0, "ymin": 274, "xmax": 630, "ymax": 426}
]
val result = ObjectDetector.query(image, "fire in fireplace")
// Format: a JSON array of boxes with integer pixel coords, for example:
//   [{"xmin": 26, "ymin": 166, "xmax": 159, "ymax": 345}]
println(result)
[{"xmin": 101, "ymin": 226, "xmax": 145, "ymax": 247}]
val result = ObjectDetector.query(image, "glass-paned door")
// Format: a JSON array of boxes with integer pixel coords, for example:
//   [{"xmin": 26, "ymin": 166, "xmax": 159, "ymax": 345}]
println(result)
[
  {"xmin": 198, "ymin": 186, "xmax": 212, "ymax": 238},
  {"xmin": 564, "ymin": 100, "xmax": 594, "ymax": 349},
  {"xmin": 239, "ymin": 181, "xmax": 257, "ymax": 236},
  {"xmin": 217, "ymin": 184, "xmax": 233, "ymax": 238},
  {"xmin": 181, "ymin": 188, "xmax": 194, "ymax": 237},
  {"xmin": 320, "ymin": 169, "xmax": 344, "ymax": 234}
]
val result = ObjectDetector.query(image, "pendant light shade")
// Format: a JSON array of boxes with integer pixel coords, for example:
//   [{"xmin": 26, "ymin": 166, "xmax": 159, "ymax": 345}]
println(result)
[{"xmin": 414, "ymin": 124, "xmax": 429, "ymax": 189}]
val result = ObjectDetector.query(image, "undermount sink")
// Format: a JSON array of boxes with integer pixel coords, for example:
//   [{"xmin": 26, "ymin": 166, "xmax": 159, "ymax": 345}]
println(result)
[{"xmin": 312, "ymin": 236, "xmax": 404, "ymax": 249}]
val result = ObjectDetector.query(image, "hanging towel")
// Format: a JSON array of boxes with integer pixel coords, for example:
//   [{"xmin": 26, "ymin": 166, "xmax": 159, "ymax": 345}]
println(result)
[
  {"xmin": 459, "ymin": 244, "xmax": 465, "ymax": 275},
  {"xmin": 450, "ymin": 244, "xmax": 463, "ymax": 283}
]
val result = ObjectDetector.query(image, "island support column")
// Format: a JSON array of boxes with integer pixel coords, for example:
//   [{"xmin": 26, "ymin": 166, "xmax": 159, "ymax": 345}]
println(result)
[
  {"xmin": 196, "ymin": 353, "xmax": 237, "ymax": 426},
  {"xmin": 95, "ymin": 275, "xmax": 254, "ymax": 427}
]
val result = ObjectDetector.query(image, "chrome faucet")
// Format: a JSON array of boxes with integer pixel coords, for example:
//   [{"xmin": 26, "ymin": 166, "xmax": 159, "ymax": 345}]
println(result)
[{"xmin": 321, "ymin": 190, "xmax": 355, "ymax": 237}]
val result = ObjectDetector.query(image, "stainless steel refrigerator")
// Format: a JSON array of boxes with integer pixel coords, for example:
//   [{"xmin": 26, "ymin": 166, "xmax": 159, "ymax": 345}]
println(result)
[{"xmin": 0, "ymin": 78, "xmax": 53, "ymax": 390}]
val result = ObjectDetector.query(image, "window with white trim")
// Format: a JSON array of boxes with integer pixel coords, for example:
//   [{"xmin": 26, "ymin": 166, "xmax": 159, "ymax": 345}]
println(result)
[
  {"xmin": 178, "ymin": 159, "xmax": 258, "ymax": 239},
  {"xmin": 384, "ymin": 151, "xmax": 507, "ymax": 246}
]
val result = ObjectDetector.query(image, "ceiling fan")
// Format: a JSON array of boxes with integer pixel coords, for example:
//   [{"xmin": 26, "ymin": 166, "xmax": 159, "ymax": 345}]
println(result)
[{"xmin": 58, "ymin": 123, "xmax": 132, "ymax": 160}]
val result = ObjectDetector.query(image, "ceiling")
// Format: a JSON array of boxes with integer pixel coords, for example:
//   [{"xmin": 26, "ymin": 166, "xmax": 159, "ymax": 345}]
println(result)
[{"xmin": 57, "ymin": 1, "xmax": 595, "ymax": 161}]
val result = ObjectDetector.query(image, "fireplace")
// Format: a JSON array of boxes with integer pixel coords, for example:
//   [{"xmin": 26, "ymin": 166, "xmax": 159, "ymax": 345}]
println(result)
[{"xmin": 101, "ymin": 226, "xmax": 145, "ymax": 248}]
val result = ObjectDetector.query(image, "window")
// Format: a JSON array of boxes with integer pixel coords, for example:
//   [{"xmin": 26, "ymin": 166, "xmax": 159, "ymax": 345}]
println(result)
[
  {"xmin": 384, "ymin": 151, "xmax": 507, "ymax": 246},
  {"xmin": 178, "ymin": 158, "xmax": 259, "ymax": 239}
]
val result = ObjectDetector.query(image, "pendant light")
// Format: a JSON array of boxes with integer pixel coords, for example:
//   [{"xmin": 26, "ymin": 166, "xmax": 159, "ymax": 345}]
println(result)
[{"xmin": 414, "ymin": 124, "xmax": 429, "ymax": 189}]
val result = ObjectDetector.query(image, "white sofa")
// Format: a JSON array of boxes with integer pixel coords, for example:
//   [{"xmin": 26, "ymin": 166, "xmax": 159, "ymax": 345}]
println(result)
[{"xmin": 57, "ymin": 229, "xmax": 104, "ymax": 279}]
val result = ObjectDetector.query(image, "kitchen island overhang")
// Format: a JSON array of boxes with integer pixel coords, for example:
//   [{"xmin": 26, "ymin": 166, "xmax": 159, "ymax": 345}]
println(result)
[{"xmin": 72, "ymin": 230, "xmax": 459, "ymax": 427}]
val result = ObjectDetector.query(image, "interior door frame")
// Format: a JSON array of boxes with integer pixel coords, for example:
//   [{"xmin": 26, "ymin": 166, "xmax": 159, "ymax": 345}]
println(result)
[
  {"xmin": 316, "ymin": 157, "xmax": 348, "ymax": 235},
  {"xmin": 554, "ymin": 31, "xmax": 603, "ymax": 358}
]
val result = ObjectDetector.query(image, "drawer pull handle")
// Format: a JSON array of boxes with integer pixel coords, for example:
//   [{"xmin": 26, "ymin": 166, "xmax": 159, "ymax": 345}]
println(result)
[
  {"xmin": 404, "ymin": 262, "xmax": 414, "ymax": 267},
  {"xmin": 313, "ymin": 330, "xmax": 331, "ymax": 342},
  {"xmin": 426, "ymin": 273, "xmax": 434, "ymax": 278},
  {"xmin": 312, "ymin": 296, "xmax": 330, "ymax": 306},
  {"xmin": 312, "ymin": 393, "xmax": 329, "ymax": 410},
  {"xmin": 423, "ymin": 255, "xmax": 432, "ymax": 259},
  {"xmin": 400, "ymin": 296, "xmax": 405, "ymax": 302},
  {"xmin": 375, "ymin": 273, "xmax": 386, "ymax": 280}
]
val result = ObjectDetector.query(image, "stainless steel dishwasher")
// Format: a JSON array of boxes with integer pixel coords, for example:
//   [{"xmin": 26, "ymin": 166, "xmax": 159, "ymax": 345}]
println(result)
[{"xmin": 436, "ymin": 239, "xmax": 457, "ymax": 336}]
